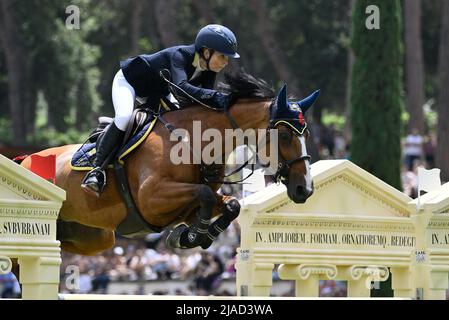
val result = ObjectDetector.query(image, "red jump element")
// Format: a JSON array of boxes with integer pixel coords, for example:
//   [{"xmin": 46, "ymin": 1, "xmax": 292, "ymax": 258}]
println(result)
[{"xmin": 30, "ymin": 154, "xmax": 56, "ymax": 184}]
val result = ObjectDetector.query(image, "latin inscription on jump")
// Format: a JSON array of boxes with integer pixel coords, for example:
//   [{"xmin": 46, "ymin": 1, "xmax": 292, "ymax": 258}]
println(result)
[
  {"xmin": 429, "ymin": 233, "xmax": 449, "ymax": 247},
  {"xmin": 0, "ymin": 221, "xmax": 51, "ymax": 236},
  {"xmin": 255, "ymin": 231, "xmax": 416, "ymax": 248},
  {"xmin": 428, "ymin": 219, "xmax": 449, "ymax": 248}
]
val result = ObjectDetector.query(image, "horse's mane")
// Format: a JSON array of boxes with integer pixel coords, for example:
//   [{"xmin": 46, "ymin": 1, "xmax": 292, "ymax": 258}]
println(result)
[
  {"xmin": 172, "ymin": 71, "xmax": 275, "ymax": 108},
  {"xmin": 218, "ymin": 72, "xmax": 275, "ymax": 100}
]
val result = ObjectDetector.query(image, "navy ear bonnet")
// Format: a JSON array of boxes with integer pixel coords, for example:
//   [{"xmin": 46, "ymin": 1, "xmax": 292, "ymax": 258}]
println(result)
[{"xmin": 270, "ymin": 84, "xmax": 320, "ymax": 135}]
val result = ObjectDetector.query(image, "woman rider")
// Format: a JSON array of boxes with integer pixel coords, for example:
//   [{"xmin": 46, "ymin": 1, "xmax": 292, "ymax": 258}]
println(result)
[{"xmin": 81, "ymin": 24, "xmax": 240, "ymax": 197}]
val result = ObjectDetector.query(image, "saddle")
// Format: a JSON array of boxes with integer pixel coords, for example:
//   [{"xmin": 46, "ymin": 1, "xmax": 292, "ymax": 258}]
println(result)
[
  {"xmin": 89, "ymin": 108, "xmax": 151, "ymax": 146},
  {"xmin": 71, "ymin": 99, "xmax": 179, "ymax": 239},
  {"xmin": 71, "ymin": 98, "xmax": 177, "ymax": 171}
]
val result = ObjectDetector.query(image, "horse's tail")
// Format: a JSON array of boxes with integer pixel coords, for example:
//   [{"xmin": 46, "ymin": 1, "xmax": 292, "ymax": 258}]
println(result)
[{"xmin": 12, "ymin": 155, "xmax": 29, "ymax": 164}]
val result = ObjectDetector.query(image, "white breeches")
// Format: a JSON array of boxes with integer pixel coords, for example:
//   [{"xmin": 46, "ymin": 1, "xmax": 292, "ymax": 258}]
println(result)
[
  {"xmin": 112, "ymin": 70, "xmax": 136, "ymax": 131},
  {"xmin": 111, "ymin": 69, "xmax": 178, "ymax": 131}
]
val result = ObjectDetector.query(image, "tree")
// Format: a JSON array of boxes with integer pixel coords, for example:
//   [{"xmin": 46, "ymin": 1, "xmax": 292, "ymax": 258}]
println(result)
[
  {"xmin": 154, "ymin": 0, "xmax": 181, "ymax": 47},
  {"xmin": 130, "ymin": 0, "xmax": 144, "ymax": 55},
  {"xmin": 350, "ymin": 0, "xmax": 403, "ymax": 189},
  {"xmin": 421, "ymin": 0, "xmax": 444, "ymax": 98},
  {"xmin": 0, "ymin": 0, "xmax": 28, "ymax": 145},
  {"xmin": 436, "ymin": 1, "xmax": 449, "ymax": 181},
  {"xmin": 344, "ymin": 0, "xmax": 356, "ymax": 141},
  {"xmin": 351, "ymin": 0, "xmax": 404, "ymax": 297},
  {"xmin": 404, "ymin": 0, "xmax": 425, "ymax": 134},
  {"xmin": 249, "ymin": 0, "xmax": 301, "ymax": 96},
  {"xmin": 191, "ymin": 0, "xmax": 215, "ymax": 24},
  {"xmin": 265, "ymin": 0, "xmax": 350, "ymax": 123}
]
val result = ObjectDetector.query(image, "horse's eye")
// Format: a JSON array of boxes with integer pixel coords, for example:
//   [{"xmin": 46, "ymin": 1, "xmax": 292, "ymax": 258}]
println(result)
[{"xmin": 280, "ymin": 132, "xmax": 290, "ymax": 141}]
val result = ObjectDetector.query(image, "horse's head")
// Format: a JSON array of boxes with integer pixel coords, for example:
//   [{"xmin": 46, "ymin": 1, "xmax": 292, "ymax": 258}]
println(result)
[{"xmin": 268, "ymin": 84, "xmax": 320, "ymax": 203}]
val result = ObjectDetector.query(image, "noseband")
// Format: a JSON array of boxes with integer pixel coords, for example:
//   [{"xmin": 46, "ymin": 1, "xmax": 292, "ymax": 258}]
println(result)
[{"xmin": 268, "ymin": 127, "xmax": 312, "ymax": 184}]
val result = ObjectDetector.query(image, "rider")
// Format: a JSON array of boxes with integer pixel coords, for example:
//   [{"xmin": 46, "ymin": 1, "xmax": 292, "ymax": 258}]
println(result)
[{"xmin": 81, "ymin": 24, "xmax": 240, "ymax": 197}]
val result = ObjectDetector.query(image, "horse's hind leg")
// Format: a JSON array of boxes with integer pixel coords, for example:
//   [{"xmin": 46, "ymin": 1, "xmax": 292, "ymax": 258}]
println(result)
[{"xmin": 57, "ymin": 220, "xmax": 115, "ymax": 256}]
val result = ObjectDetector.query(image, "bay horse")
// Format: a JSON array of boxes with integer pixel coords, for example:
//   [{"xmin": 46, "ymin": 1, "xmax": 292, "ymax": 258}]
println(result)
[{"xmin": 18, "ymin": 73, "xmax": 318, "ymax": 257}]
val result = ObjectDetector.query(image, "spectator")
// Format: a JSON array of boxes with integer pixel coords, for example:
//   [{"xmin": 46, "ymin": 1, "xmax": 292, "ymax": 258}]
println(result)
[
  {"xmin": 321, "ymin": 126, "xmax": 335, "ymax": 158},
  {"xmin": 0, "ymin": 272, "xmax": 21, "ymax": 298},
  {"xmin": 334, "ymin": 130, "xmax": 346, "ymax": 159},
  {"xmin": 92, "ymin": 266, "xmax": 110, "ymax": 294},
  {"xmin": 77, "ymin": 268, "xmax": 93, "ymax": 294},
  {"xmin": 192, "ymin": 251, "xmax": 224, "ymax": 295},
  {"xmin": 128, "ymin": 248, "xmax": 149, "ymax": 280},
  {"xmin": 404, "ymin": 128, "xmax": 423, "ymax": 171},
  {"xmin": 423, "ymin": 134, "xmax": 436, "ymax": 168},
  {"xmin": 401, "ymin": 164, "xmax": 418, "ymax": 198}
]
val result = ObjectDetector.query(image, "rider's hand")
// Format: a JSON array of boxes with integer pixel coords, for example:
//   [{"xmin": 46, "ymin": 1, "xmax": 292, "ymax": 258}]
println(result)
[{"xmin": 212, "ymin": 92, "xmax": 232, "ymax": 109}]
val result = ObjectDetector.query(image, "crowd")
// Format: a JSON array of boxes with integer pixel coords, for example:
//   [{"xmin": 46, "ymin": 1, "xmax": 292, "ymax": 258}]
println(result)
[{"xmin": 58, "ymin": 221, "xmax": 240, "ymax": 296}]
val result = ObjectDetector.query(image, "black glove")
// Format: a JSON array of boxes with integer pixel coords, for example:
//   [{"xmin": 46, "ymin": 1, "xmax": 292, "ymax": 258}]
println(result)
[{"xmin": 212, "ymin": 92, "xmax": 232, "ymax": 109}]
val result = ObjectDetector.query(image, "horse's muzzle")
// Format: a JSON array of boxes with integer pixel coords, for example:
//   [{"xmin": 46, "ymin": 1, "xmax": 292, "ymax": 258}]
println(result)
[{"xmin": 288, "ymin": 184, "xmax": 314, "ymax": 204}]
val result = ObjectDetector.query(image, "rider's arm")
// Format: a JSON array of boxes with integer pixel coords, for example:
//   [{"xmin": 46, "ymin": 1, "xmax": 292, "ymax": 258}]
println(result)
[
  {"xmin": 201, "ymin": 71, "xmax": 216, "ymax": 90},
  {"xmin": 170, "ymin": 50, "xmax": 222, "ymax": 107}
]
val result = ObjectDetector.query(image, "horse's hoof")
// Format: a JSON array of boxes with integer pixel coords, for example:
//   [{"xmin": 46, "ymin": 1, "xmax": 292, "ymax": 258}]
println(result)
[
  {"xmin": 200, "ymin": 236, "xmax": 214, "ymax": 250},
  {"xmin": 166, "ymin": 223, "xmax": 189, "ymax": 249}
]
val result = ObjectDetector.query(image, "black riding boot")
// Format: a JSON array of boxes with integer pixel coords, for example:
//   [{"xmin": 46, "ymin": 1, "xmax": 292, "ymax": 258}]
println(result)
[{"xmin": 81, "ymin": 122, "xmax": 125, "ymax": 197}]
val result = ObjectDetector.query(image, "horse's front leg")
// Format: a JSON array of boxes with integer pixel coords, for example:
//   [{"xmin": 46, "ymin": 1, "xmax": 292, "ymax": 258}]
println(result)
[
  {"xmin": 201, "ymin": 194, "xmax": 241, "ymax": 249},
  {"xmin": 138, "ymin": 180, "xmax": 217, "ymax": 249}
]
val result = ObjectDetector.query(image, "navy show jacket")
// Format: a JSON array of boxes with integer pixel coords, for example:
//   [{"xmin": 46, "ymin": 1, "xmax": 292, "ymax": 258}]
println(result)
[{"xmin": 120, "ymin": 44, "xmax": 218, "ymax": 106}]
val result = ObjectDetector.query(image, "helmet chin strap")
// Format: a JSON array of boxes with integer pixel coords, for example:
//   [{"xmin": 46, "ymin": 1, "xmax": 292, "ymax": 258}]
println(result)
[{"xmin": 200, "ymin": 48, "xmax": 215, "ymax": 71}]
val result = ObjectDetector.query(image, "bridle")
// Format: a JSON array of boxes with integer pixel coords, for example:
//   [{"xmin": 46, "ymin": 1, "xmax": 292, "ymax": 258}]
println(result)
[{"xmin": 265, "ymin": 103, "xmax": 312, "ymax": 184}]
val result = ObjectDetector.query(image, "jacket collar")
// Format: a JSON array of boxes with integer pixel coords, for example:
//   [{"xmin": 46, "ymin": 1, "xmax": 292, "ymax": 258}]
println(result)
[{"xmin": 192, "ymin": 52, "xmax": 207, "ymax": 71}]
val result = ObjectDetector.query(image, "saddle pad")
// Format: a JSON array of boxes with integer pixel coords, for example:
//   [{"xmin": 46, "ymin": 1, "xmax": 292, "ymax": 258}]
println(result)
[{"xmin": 71, "ymin": 117, "xmax": 157, "ymax": 171}]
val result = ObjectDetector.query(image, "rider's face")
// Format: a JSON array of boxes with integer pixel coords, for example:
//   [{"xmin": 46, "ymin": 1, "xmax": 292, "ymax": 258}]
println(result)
[{"xmin": 205, "ymin": 51, "xmax": 229, "ymax": 73}]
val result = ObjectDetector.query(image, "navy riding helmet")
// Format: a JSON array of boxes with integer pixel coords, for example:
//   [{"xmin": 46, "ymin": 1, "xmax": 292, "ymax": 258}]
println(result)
[{"xmin": 195, "ymin": 24, "xmax": 240, "ymax": 58}]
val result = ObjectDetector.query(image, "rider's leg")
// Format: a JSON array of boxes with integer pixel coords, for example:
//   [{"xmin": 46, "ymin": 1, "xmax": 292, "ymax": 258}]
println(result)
[{"xmin": 81, "ymin": 70, "xmax": 133, "ymax": 197}]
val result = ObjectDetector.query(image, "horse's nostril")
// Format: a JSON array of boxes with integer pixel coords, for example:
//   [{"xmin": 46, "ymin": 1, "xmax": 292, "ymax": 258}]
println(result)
[
  {"xmin": 297, "ymin": 185, "xmax": 313, "ymax": 197},
  {"xmin": 296, "ymin": 185, "xmax": 305, "ymax": 195}
]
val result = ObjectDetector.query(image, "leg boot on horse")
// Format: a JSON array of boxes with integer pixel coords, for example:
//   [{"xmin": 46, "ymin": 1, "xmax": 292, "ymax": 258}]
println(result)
[
  {"xmin": 201, "ymin": 198, "xmax": 241, "ymax": 249},
  {"xmin": 166, "ymin": 185, "xmax": 218, "ymax": 249},
  {"xmin": 81, "ymin": 122, "xmax": 125, "ymax": 197}
]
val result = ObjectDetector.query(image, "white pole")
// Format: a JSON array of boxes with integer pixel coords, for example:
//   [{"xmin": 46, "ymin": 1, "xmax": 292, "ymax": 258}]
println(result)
[{"xmin": 416, "ymin": 173, "xmax": 421, "ymax": 212}]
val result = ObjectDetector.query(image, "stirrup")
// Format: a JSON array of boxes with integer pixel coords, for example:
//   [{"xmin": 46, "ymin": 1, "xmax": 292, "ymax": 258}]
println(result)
[{"xmin": 81, "ymin": 168, "xmax": 106, "ymax": 197}]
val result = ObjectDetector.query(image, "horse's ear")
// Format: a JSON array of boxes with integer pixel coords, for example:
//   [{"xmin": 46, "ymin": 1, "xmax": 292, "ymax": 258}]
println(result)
[
  {"xmin": 276, "ymin": 84, "xmax": 288, "ymax": 110},
  {"xmin": 295, "ymin": 89, "xmax": 320, "ymax": 113}
]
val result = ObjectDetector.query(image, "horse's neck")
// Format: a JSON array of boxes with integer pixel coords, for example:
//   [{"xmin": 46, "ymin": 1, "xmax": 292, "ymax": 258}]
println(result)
[
  {"xmin": 207, "ymin": 100, "xmax": 270, "ymax": 132},
  {"xmin": 228, "ymin": 100, "xmax": 271, "ymax": 131},
  {"xmin": 164, "ymin": 100, "xmax": 271, "ymax": 159},
  {"xmin": 204, "ymin": 100, "xmax": 271, "ymax": 164},
  {"xmin": 167, "ymin": 100, "xmax": 270, "ymax": 132}
]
